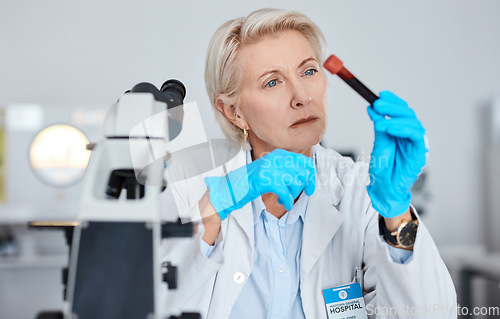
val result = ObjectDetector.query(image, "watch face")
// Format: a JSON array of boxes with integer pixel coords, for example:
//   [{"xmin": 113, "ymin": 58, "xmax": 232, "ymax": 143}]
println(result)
[{"xmin": 398, "ymin": 221, "xmax": 418, "ymax": 247}]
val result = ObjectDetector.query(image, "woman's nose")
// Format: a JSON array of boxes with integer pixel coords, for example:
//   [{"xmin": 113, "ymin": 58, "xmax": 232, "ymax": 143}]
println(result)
[{"xmin": 290, "ymin": 81, "xmax": 311, "ymax": 108}]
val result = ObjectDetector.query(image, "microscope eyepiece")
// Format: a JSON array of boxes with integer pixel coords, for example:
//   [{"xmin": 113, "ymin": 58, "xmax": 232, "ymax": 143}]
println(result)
[
  {"xmin": 130, "ymin": 82, "xmax": 159, "ymax": 95},
  {"xmin": 161, "ymin": 79, "xmax": 186, "ymax": 101},
  {"xmin": 127, "ymin": 80, "xmax": 185, "ymax": 109}
]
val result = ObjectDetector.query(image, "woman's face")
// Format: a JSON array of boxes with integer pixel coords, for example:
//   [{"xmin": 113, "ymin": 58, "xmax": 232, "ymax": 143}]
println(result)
[{"xmin": 235, "ymin": 30, "xmax": 327, "ymax": 156}]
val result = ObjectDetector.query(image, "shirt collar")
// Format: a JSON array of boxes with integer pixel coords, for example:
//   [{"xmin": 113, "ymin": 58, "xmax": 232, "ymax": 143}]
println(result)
[{"xmin": 246, "ymin": 150, "xmax": 313, "ymax": 226}]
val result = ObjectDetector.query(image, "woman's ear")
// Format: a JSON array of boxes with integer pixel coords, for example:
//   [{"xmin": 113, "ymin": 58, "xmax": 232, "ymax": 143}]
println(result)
[{"xmin": 215, "ymin": 96, "xmax": 248, "ymax": 129}]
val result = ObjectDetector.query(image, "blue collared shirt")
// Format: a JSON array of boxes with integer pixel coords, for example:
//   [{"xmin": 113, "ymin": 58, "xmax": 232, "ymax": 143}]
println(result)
[
  {"xmin": 228, "ymin": 190, "xmax": 308, "ymax": 319},
  {"xmin": 200, "ymin": 150, "xmax": 413, "ymax": 318}
]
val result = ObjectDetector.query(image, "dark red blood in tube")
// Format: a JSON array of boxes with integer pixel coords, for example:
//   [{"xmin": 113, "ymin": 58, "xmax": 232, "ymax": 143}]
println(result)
[{"xmin": 324, "ymin": 54, "xmax": 378, "ymax": 105}]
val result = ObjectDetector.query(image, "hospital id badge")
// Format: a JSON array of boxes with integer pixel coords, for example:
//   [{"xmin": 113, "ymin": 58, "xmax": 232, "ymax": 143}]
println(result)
[{"xmin": 322, "ymin": 282, "xmax": 367, "ymax": 319}]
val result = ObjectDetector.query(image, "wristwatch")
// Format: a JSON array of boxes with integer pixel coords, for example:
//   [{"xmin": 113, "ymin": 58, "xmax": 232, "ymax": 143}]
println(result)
[{"xmin": 379, "ymin": 210, "xmax": 419, "ymax": 249}]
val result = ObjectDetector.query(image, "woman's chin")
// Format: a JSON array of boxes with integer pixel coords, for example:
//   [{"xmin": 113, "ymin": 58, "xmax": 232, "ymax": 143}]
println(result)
[
  {"xmin": 285, "ymin": 132, "xmax": 323, "ymax": 153},
  {"xmin": 251, "ymin": 127, "xmax": 325, "ymax": 155}
]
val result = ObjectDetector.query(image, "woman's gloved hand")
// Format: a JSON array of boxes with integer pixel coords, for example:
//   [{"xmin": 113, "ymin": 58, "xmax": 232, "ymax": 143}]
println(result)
[
  {"xmin": 204, "ymin": 149, "xmax": 316, "ymax": 220},
  {"xmin": 366, "ymin": 91, "xmax": 429, "ymax": 218}
]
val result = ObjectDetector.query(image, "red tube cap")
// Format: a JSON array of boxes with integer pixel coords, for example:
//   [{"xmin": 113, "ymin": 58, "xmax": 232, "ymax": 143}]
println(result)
[{"xmin": 323, "ymin": 55, "xmax": 344, "ymax": 75}]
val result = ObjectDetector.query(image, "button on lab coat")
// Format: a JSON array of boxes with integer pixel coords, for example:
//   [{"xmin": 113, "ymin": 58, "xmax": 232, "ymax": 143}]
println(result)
[{"xmin": 161, "ymin": 144, "xmax": 457, "ymax": 319}]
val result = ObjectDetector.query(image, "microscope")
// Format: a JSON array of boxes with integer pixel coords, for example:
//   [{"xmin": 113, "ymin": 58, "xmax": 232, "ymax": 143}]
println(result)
[{"xmin": 35, "ymin": 80, "xmax": 200, "ymax": 319}]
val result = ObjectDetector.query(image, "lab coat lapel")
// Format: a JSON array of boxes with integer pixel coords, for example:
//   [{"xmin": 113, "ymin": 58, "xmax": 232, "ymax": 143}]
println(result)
[
  {"xmin": 301, "ymin": 145, "xmax": 344, "ymax": 279},
  {"xmin": 229, "ymin": 203, "xmax": 255, "ymax": 249},
  {"xmin": 224, "ymin": 148, "xmax": 255, "ymax": 249},
  {"xmin": 301, "ymin": 188, "xmax": 344, "ymax": 278}
]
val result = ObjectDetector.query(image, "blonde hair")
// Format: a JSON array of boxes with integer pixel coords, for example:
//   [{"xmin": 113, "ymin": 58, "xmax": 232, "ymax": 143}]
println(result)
[{"xmin": 204, "ymin": 8, "xmax": 326, "ymax": 149}]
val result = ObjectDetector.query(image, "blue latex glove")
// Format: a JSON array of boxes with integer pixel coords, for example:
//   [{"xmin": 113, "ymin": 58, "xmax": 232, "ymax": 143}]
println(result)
[
  {"xmin": 366, "ymin": 91, "xmax": 428, "ymax": 218},
  {"xmin": 204, "ymin": 149, "xmax": 316, "ymax": 220}
]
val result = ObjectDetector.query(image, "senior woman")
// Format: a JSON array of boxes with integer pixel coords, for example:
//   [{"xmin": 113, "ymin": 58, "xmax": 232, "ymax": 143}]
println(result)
[{"xmin": 162, "ymin": 8, "xmax": 456, "ymax": 319}]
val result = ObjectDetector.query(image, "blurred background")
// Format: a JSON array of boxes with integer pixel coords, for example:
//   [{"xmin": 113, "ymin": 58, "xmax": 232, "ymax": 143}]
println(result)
[{"xmin": 1, "ymin": 0, "xmax": 499, "ymax": 318}]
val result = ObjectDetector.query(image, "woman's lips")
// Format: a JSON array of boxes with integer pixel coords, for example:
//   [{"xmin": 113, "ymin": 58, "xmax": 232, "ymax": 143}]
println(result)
[{"xmin": 291, "ymin": 116, "xmax": 318, "ymax": 128}]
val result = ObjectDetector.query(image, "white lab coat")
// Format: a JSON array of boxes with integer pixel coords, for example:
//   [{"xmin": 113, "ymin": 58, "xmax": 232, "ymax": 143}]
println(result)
[{"xmin": 161, "ymin": 143, "xmax": 457, "ymax": 319}]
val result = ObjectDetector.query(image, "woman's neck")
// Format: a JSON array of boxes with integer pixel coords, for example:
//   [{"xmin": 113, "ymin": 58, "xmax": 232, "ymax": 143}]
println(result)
[
  {"xmin": 261, "ymin": 193, "xmax": 288, "ymax": 219},
  {"xmin": 250, "ymin": 144, "xmax": 313, "ymax": 161}
]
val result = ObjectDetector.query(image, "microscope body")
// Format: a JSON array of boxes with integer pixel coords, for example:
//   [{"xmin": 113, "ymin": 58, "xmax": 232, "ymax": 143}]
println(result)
[
  {"xmin": 64, "ymin": 87, "xmax": 177, "ymax": 319},
  {"xmin": 79, "ymin": 91, "xmax": 168, "ymax": 219}
]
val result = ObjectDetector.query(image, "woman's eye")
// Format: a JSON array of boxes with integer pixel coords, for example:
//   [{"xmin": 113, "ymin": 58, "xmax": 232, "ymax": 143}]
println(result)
[
  {"xmin": 265, "ymin": 79, "xmax": 278, "ymax": 88},
  {"xmin": 304, "ymin": 68, "xmax": 318, "ymax": 76}
]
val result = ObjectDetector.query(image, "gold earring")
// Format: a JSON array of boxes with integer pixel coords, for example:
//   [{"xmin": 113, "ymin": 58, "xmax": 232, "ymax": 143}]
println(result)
[{"xmin": 243, "ymin": 127, "xmax": 249, "ymax": 142}]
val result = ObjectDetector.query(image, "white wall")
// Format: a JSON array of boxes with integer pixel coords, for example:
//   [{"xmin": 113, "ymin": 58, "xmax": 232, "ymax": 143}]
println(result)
[{"xmin": 1, "ymin": 0, "xmax": 500, "ymax": 247}]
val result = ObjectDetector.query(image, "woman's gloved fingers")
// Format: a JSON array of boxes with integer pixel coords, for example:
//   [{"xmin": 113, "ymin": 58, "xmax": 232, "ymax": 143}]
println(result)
[
  {"xmin": 299, "ymin": 156, "xmax": 316, "ymax": 196},
  {"xmin": 285, "ymin": 179, "xmax": 304, "ymax": 200},
  {"xmin": 367, "ymin": 105, "xmax": 385, "ymax": 122},
  {"xmin": 374, "ymin": 118, "xmax": 425, "ymax": 141},
  {"xmin": 281, "ymin": 152, "xmax": 316, "ymax": 198},
  {"xmin": 367, "ymin": 107, "xmax": 394, "ymax": 147},
  {"xmin": 386, "ymin": 125, "xmax": 426, "ymax": 141},
  {"xmin": 372, "ymin": 116, "xmax": 423, "ymax": 133},
  {"xmin": 276, "ymin": 190, "xmax": 294, "ymax": 211},
  {"xmin": 204, "ymin": 176, "xmax": 227, "ymax": 214},
  {"xmin": 204, "ymin": 176, "xmax": 219, "ymax": 195},
  {"xmin": 218, "ymin": 210, "xmax": 231, "ymax": 221},
  {"xmin": 423, "ymin": 134, "xmax": 430, "ymax": 153},
  {"xmin": 379, "ymin": 90, "xmax": 409, "ymax": 106},
  {"xmin": 366, "ymin": 91, "xmax": 429, "ymax": 218},
  {"xmin": 373, "ymin": 99, "xmax": 416, "ymax": 119},
  {"xmin": 258, "ymin": 176, "xmax": 294, "ymax": 210},
  {"xmin": 304, "ymin": 170, "xmax": 316, "ymax": 196}
]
